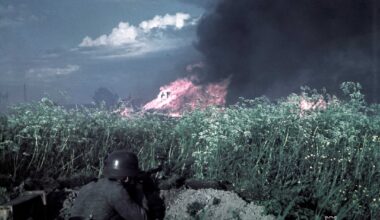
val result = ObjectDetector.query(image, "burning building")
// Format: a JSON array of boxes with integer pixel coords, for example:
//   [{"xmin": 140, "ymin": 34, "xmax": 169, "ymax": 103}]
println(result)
[{"xmin": 143, "ymin": 77, "xmax": 229, "ymax": 117}]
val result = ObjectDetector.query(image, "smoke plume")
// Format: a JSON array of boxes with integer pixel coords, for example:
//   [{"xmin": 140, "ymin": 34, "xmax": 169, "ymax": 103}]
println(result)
[{"xmin": 196, "ymin": 0, "xmax": 380, "ymax": 103}]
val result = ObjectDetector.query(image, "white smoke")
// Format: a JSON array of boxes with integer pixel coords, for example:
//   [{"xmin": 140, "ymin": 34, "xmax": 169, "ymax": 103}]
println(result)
[
  {"xmin": 80, "ymin": 22, "xmax": 138, "ymax": 47},
  {"xmin": 139, "ymin": 13, "xmax": 191, "ymax": 32},
  {"xmin": 79, "ymin": 13, "xmax": 191, "ymax": 48}
]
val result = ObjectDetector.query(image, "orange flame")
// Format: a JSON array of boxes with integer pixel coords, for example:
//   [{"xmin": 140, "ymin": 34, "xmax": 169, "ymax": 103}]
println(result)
[
  {"xmin": 119, "ymin": 107, "xmax": 134, "ymax": 117},
  {"xmin": 143, "ymin": 77, "xmax": 229, "ymax": 117},
  {"xmin": 300, "ymin": 97, "xmax": 327, "ymax": 111}
]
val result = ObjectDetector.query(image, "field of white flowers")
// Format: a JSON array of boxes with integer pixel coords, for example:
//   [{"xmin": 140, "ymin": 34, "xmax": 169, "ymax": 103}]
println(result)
[{"xmin": 1, "ymin": 82, "xmax": 379, "ymax": 219}]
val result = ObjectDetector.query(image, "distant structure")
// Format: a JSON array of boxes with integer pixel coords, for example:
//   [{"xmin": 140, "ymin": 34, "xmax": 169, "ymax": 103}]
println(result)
[{"xmin": 92, "ymin": 87, "xmax": 119, "ymax": 109}]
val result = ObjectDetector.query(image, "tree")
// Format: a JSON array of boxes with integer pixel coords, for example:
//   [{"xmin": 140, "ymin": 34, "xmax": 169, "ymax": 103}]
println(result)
[{"xmin": 92, "ymin": 87, "xmax": 119, "ymax": 109}]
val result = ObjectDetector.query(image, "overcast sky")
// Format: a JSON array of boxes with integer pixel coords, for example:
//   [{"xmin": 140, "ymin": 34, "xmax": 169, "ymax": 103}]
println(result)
[{"xmin": 0, "ymin": 0, "xmax": 204, "ymax": 105}]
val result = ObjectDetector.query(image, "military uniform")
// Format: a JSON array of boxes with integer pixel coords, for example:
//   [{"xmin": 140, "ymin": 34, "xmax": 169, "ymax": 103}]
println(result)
[
  {"xmin": 70, "ymin": 178, "xmax": 147, "ymax": 220},
  {"xmin": 69, "ymin": 150, "xmax": 149, "ymax": 220}
]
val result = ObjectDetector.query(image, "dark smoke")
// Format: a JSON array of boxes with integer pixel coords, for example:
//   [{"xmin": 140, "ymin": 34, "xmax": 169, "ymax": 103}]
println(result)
[{"xmin": 196, "ymin": 0, "xmax": 380, "ymax": 103}]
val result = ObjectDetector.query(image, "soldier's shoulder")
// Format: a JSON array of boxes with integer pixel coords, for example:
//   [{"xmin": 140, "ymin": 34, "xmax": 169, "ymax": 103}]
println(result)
[
  {"xmin": 97, "ymin": 178, "xmax": 125, "ymax": 192},
  {"xmin": 98, "ymin": 179, "xmax": 131, "ymax": 202},
  {"xmin": 78, "ymin": 179, "xmax": 97, "ymax": 190}
]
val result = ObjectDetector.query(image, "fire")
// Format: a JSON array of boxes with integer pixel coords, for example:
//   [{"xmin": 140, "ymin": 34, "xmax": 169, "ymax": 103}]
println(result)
[
  {"xmin": 299, "ymin": 97, "xmax": 327, "ymax": 115},
  {"xmin": 143, "ymin": 77, "xmax": 229, "ymax": 117},
  {"xmin": 119, "ymin": 107, "xmax": 134, "ymax": 117},
  {"xmin": 118, "ymin": 62, "xmax": 229, "ymax": 117},
  {"xmin": 300, "ymin": 97, "xmax": 327, "ymax": 111}
]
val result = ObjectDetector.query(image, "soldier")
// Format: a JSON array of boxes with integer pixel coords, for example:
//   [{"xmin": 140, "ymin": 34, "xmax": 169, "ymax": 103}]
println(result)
[{"xmin": 69, "ymin": 150, "xmax": 148, "ymax": 220}]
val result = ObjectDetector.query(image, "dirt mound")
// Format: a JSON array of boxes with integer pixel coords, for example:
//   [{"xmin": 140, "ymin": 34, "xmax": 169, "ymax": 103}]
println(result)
[{"xmin": 163, "ymin": 189, "xmax": 275, "ymax": 220}]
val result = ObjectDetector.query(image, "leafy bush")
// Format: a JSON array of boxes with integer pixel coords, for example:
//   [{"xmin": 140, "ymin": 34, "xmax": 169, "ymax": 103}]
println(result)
[{"xmin": 0, "ymin": 82, "xmax": 379, "ymax": 219}]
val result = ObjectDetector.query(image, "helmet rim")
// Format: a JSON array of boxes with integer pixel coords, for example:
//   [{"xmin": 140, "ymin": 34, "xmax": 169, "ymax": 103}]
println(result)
[{"xmin": 103, "ymin": 166, "xmax": 140, "ymax": 179}]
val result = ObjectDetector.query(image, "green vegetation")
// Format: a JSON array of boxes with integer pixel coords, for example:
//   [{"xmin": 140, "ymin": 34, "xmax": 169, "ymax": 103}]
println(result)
[{"xmin": 1, "ymin": 82, "xmax": 379, "ymax": 219}]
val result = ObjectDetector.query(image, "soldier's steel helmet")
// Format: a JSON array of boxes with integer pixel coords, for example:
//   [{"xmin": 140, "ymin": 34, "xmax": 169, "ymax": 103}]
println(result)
[{"xmin": 103, "ymin": 150, "xmax": 140, "ymax": 179}]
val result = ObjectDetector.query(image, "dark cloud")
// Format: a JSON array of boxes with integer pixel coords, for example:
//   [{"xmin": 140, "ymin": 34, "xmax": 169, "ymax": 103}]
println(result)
[{"xmin": 196, "ymin": 0, "xmax": 380, "ymax": 103}]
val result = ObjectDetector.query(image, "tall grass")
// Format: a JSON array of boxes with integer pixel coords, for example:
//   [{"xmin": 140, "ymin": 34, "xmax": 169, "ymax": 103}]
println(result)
[
  {"xmin": 0, "ymin": 99, "xmax": 175, "ymax": 179},
  {"xmin": 0, "ymin": 82, "xmax": 379, "ymax": 218}
]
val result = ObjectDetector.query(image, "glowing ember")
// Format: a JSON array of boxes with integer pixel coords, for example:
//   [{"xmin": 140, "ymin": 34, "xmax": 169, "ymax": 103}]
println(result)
[
  {"xmin": 143, "ymin": 77, "xmax": 229, "ymax": 117},
  {"xmin": 300, "ymin": 97, "xmax": 327, "ymax": 112},
  {"xmin": 119, "ymin": 107, "xmax": 134, "ymax": 117}
]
